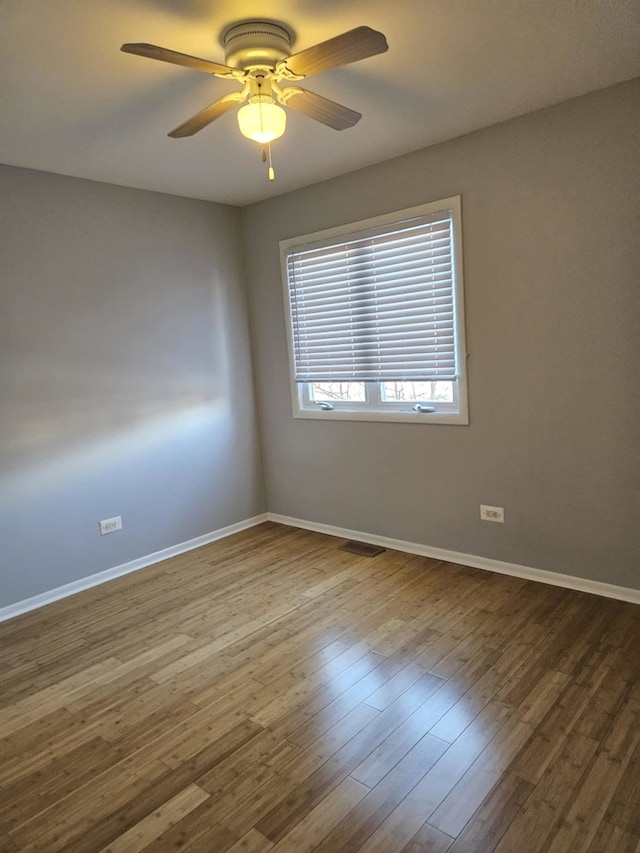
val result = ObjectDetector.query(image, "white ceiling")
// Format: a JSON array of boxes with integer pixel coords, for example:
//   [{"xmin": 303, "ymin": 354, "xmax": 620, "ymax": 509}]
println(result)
[{"xmin": 1, "ymin": 0, "xmax": 639, "ymax": 206}]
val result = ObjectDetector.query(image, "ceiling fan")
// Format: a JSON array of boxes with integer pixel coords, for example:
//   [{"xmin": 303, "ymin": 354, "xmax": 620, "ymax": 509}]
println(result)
[{"xmin": 121, "ymin": 21, "xmax": 388, "ymax": 179}]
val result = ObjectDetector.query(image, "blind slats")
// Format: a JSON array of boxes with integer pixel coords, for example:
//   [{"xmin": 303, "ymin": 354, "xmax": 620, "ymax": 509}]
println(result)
[
  {"xmin": 286, "ymin": 209, "xmax": 458, "ymax": 383},
  {"xmin": 291, "ymin": 303, "xmax": 453, "ymax": 322},
  {"xmin": 291, "ymin": 242, "xmax": 452, "ymax": 276},
  {"xmin": 288, "ymin": 267, "xmax": 451, "ymax": 305}
]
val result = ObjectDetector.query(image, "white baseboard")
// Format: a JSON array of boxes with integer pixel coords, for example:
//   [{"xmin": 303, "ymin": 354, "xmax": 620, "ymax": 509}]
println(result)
[
  {"xmin": 3, "ymin": 510, "xmax": 637, "ymax": 623},
  {"xmin": 0, "ymin": 514, "xmax": 269, "ymax": 624},
  {"xmin": 267, "ymin": 513, "xmax": 640, "ymax": 605}
]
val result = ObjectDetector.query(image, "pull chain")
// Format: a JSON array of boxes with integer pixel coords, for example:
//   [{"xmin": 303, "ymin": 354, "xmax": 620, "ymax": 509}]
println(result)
[
  {"xmin": 254, "ymin": 79, "xmax": 276, "ymax": 181},
  {"xmin": 267, "ymin": 142, "xmax": 275, "ymax": 181}
]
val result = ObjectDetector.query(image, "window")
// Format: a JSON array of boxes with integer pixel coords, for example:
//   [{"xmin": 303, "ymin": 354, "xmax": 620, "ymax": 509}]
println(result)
[{"xmin": 280, "ymin": 196, "xmax": 468, "ymax": 424}]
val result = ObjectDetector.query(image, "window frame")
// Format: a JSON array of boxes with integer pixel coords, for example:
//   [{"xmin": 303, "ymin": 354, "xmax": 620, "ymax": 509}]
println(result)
[{"xmin": 280, "ymin": 196, "xmax": 469, "ymax": 425}]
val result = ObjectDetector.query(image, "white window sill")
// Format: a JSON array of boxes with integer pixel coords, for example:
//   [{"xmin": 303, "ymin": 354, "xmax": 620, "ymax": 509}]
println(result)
[{"xmin": 293, "ymin": 408, "xmax": 469, "ymax": 425}]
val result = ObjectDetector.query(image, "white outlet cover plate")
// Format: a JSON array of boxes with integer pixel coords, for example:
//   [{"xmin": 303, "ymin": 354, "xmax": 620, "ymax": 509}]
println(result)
[
  {"xmin": 99, "ymin": 516, "xmax": 122, "ymax": 535},
  {"xmin": 480, "ymin": 505, "xmax": 505, "ymax": 523}
]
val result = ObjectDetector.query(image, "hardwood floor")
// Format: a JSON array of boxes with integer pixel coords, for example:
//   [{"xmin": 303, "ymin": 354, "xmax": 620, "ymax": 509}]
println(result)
[{"xmin": 0, "ymin": 521, "xmax": 638, "ymax": 852}]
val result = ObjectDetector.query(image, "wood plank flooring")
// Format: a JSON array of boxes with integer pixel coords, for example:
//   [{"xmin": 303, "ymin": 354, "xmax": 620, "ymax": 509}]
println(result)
[{"xmin": 0, "ymin": 521, "xmax": 638, "ymax": 852}]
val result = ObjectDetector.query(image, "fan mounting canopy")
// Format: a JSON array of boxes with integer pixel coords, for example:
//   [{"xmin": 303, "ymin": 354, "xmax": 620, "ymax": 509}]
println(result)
[{"xmin": 222, "ymin": 21, "xmax": 294, "ymax": 69}]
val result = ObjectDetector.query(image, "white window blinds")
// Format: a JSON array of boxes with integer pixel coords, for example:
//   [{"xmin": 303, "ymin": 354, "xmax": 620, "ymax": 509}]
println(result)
[{"xmin": 284, "ymin": 209, "xmax": 458, "ymax": 382}]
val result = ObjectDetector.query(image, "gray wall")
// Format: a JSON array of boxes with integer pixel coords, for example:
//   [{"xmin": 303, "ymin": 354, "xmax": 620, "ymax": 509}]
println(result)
[
  {"xmin": 243, "ymin": 78, "xmax": 640, "ymax": 590},
  {"xmin": 2, "ymin": 79, "xmax": 638, "ymax": 607},
  {"xmin": 0, "ymin": 166, "xmax": 265, "ymax": 607}
]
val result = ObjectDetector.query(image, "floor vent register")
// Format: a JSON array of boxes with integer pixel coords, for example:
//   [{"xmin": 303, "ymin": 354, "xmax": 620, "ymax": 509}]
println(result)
[{"xmin": 339, "ymin": 540, "xmax": 386, "ymax": 558}]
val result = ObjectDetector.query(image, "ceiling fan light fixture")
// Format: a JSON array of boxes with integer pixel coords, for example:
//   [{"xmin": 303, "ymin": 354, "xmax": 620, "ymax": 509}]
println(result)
[
  {"xmin": 121, "ymin": 22, "xmax": 388, "ymax": 163},
  {"xmin": 237, "ymin": 97, "xmax": 287, "ymax": 144}
]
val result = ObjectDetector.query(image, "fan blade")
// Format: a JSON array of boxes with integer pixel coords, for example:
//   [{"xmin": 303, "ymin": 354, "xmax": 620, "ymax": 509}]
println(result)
[
  {"xmin": 168, "ymin": 92, "xmax": 246, "ymax": 138},
  {"xmin": 283, "ymin": 26, "xmax": 388, "ymax": 78},
  {"xmin": 121, "ymin": 43, "xmax": 238, "ymax": 77},
  {"xmin": 284, "ymin": 88, "xmax": 361, "ymax": 130}
]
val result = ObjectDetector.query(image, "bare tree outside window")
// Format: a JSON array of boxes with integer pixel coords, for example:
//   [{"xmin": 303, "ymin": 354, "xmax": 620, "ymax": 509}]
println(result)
[
  {"xmin": 382, "ymin": 381, "xmax": 454, "ymax": 402},
  {"xmin": 310, "ymin": 382, "xmax": 366, "ymax": 402}
]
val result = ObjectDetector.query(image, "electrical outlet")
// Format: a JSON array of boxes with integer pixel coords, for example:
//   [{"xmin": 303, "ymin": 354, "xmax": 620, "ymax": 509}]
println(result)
[
  {"xmin": 480, "ymin": 505, "xmax": 504, "ymax": 523},
  {"xmin": 99, "ymin": 516, "xmax": 122, "ymax": 535}
]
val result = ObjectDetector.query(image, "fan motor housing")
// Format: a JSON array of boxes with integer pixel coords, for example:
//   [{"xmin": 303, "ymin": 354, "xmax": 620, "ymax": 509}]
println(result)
[{"xmin": 222, "ymin": 21, "xmax": 293, "ymax": 69}]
